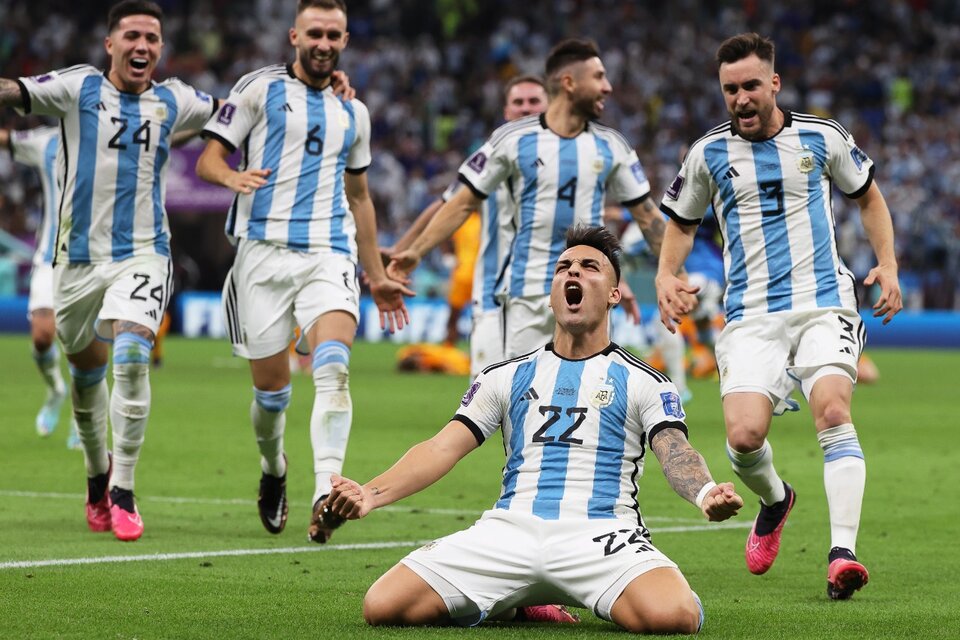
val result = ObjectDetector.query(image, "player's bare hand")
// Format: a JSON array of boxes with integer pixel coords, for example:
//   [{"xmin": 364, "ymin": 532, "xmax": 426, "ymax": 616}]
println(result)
[
  {"xmin": 387, "ymin": 249, "xmax": 421, "ymax": 283},
  {"xmin": 379, "ymin": 245, "xmax": 395, "ymax": 269},
  {"xmin": 329, "ymin": 474, "xmax": 374, "ymax": 519},
  {"xmin": 655, "ymin": 272, "xmax": 700, "ymax": 333},
  {"xmin": 370, "ymin": 276, "xmax": 415, "ymax": 333},
  {"xmin": 618, "ymin": 278, "xmax": 641, "ymax": 325},
  {"xmin": 864, "ymin": 263, "xmax": 902, "ymax": 325},
  {"xmin": 330, "ymin": 70, "xmax": 356, "ymax": 101},
  {"xmin": 700, "ymin": 482, "xmax": 743, "ymax": 522},
  {"xmin": 225, "ymin": 168, "xmax": 271, "ymax": 195}
]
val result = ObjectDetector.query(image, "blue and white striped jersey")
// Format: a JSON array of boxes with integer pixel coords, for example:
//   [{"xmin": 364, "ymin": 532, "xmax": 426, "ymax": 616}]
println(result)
[
  {"xmin": 17, "ymin": 65, "xmax": 216, "ymax": 264},
  {"xmin": 454, "ymin": 342, "xmax": 688, "ymax": 523},
  {"xmin": 459, "ymin": 114, "xmax": 650, "ymax": 298},
  {"xmin": 9, "ymin": 127, "xmax": 59, "ymax": 266},
  {"xmin": 441, "ymin": 181, "xmax": 514, "ymax": 312},
  {"xmin": 661, "ymin": 111, "xmax": 871, "ymax": 322},
  {"xmin": 203, "ymin": 64, "xmax": 372, "ymax": 258}
]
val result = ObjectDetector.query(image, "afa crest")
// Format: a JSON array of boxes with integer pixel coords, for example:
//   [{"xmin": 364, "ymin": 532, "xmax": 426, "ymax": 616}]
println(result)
[
  {"xmin": 590, "ymin": 382, "xmax": 615, "ymax": 409},
  {"xmin": 796, "ymin": 150, "xmax": 815, "ymax": 174}
]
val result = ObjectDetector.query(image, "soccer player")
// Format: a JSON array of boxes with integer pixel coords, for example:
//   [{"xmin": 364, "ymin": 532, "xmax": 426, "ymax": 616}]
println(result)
[
  {"xmin": 328, "ymin": 225, "xmax": 742, "ymax": 631},
  {"xmin": 389, "ymin": 75, "xmax": 548, "ymax": 376},
  {"xmin": 656, "ymin": 33, "xmax": 902, "ymax": 599},
  {"xmin": 197, "ymin": 0, "xmax": 411, "ymax": 544},
  {"xmin": 0, "ymin": 0, "xmax": 220, "ymax": 541},
  {"xmin": 389, "ymin": 40, "xmax": 676, "ymax": 361},
  {"xmin": 1, "ymin": 126, "xmax": 80, "ymax": 447}
]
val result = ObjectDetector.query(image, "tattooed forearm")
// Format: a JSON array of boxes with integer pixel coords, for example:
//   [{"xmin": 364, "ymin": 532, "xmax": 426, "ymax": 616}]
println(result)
[
  {"xmin": 0, "ymin": 78, "xmax": 25, "ymax": 109},
  {"xmin": 632, "ymin": 198, "xmax": 666, "ymax": 257},
  {"xmin": 651, "ymin": 428, "xmax": 714, "ymax": 505}
]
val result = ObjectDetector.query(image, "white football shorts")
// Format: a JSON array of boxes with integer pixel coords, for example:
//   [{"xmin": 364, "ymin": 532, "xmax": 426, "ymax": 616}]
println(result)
[
  {"xmin": 222, "ymin": 239, "xmax": 360, "ymax": 360},
  {"xmin": 716, "ymin": 308, "xmax": 865, "ymax": 403},
  {"xmin": 469, "ymin": 307, "xmax": 504, "ymax": 378},
  {"xmin": 27, "ymin": 262, "xmax": 54, "ymax": 313},
  {"xmin": 503, "ymin": 294, "xmax": 554, "ymax": 359},
  {"xmin": 401, "ymin": 509, "xmax": 678, "ymax": 626},
  {"xmin": 53, "ymin": 255, "xmax": 172, "ymax": 355}
]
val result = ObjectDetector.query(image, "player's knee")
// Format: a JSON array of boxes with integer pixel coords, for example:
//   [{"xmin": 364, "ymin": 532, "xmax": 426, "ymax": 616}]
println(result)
[
  {"xmin": 362, "ymin": 587, "xmax": 406, "ymax": 626},
  {"xmin": 253, "ymin": 385, "xmax": 292, "ymax": 413},
  {"xmin": 312, "ymin": 340, "xmax": 350, "ymax": 393},
  {"xmin": 32, "ymin": 333, "xmax": 55, "ymax": 353},
  {"xmin": 113, "ymin": 333, "xmax": 152, "ymax": 369},
  {"xmin": 619, "ymin": 600, "xmax": 701, "ymax": 635},
  {"xmin": 726, "ymin": 425, "xmax": 766, "ymax": 452},
  {"xmin": 815, "ymin": 401, "xmax": 851, "ymax": 430}
]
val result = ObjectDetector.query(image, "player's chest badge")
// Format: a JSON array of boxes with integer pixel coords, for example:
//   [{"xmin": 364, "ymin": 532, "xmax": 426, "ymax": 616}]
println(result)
[
  {"xmin": 796, "ymin": 149, "xmax": 815, "ymax": 174},
  {"xmin": 592, "ymin": 158, "xmax": 605, "ymax": 173},
  {"xmin": 339, "ymin": 109, "xmax": 350, "ymax": 128},
  {"xmin": 154, "ymin": 104, "xmax": 168, "ymax": 121},
  {"xmin": 590, "ymin": 382, "xmax": 615, "ymax": 409}
]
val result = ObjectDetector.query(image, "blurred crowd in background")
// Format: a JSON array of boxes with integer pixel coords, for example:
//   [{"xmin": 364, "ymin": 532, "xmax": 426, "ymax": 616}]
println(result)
[{"xmin": 2, "ymin": 0, "xmax": 959, "ymax": 308}]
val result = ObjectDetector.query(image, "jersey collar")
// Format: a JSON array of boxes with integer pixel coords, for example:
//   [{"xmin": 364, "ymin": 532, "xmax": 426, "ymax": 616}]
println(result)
[
  {"xmin": 545, "ymin": 341, "xmax": 618, "ymax": 361},
  {"xmin": 729, "ymin": 108, "xmax": 792, "ymax": 141}
]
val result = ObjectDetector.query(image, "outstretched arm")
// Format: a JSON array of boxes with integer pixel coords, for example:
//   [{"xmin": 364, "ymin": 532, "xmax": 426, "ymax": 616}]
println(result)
[
  {"xmin": 346, "ymin": 171, "xmax": 414, "ymax": 333},
  {"xmin": 327, "ymin": 420, "xmax": 480, "ymax": 519},
  {"xmin": 0, "ymin": 78, "xmax": 25, "ymax": 109},
  {"xmin": 388, "ymin": 186, "xmax": 481, "ymax": 281},
  {"xmin": 196, "ymin": 137, "xmax": 272, "ymax": 194},
  {"xmin": 650, "ymin": 427, "xmax": 742, "ymax": 521},
  {"xmin": 625, "ymin": 197, "xmax": 669, "ymax": 258},
  {"xmin": 856, "ymin": 181, "xmax": 902, "ymax": 324},
  {"xmin": 655, "ymin": 219, "xmax": 700, "ymax": 333}
]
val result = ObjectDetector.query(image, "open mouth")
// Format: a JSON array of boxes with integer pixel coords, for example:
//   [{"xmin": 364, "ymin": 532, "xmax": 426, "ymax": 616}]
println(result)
[
  {"xmin": 130, "ymin": 58, "xmax": 149, "ymax": 71},
  {"xmin": 736, "ymin": 109, "xmax": 757, "ymax": 123},
  {"xmin": 564, "ymin": 282, "xmax": 583, "ymax": 306}
]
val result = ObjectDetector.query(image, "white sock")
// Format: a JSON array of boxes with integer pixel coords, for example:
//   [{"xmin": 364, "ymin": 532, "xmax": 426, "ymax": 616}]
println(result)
[
  {"xmin": 818, "ymin": 423, "xmax": 865, "ymax": 553},
  {"xmin": 110, "ymin": 333, "xmax": 153, "ymax": 491},
  {"xmin": 311, "ymin": 341, "xmax": 352, "ymax": 504},
  {"xmin": 252, "ymin": 385, "xmax": 290, "ymax": 477},
  {"xmin": 657, "ymin": 321, "xmax": 688, "ymax": 394},
  {"xmin": 727, "ymin": 440, "xmax": 786, "ymax": 506},
  {"xmin": 33, "ymin": 344, "xmax": 65, "ymax": 395},
  {"xmin": 70, "ymin": 364, "xmax": 110, "ymax": 477}
]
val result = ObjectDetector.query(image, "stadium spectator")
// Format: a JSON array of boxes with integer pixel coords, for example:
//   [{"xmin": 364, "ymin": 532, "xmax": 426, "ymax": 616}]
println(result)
[
  {"xmin": 0, "ymin": 0, "xmax": 219, "ymax": 542},
  {"xmin": 327, "ymin": 225, "xmax": 743, "ymax": 632},
  {"xmin": 196, "ymin": 0, "xmax": 411, "ymax": 543},
  {"xmin": 655, "ymin": 32, "xmax": 902, "ymax": 599}
]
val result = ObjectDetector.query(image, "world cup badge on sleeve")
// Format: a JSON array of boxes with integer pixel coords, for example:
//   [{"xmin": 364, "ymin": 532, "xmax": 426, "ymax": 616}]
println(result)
[
  {"xmin": 796, "ymin": 149, "xmax": 815, "ymax": 174},
  {"xmin": 461, "ymin": 381, "xmax": 481, "ymax": 407},
  {"xmin": 660, "ymin": 391, "xmax": 685, "ymax": 419}
]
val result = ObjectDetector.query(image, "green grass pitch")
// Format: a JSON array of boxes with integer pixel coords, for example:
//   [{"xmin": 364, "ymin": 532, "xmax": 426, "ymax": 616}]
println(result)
[{"xmin": 0, "ymin": 334, "xmax": 957, "ymax": 639}]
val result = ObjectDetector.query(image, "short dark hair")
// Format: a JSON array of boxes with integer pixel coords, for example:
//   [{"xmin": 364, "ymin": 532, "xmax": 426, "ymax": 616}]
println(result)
[
  {"xmin": 716, "ymin": 33, "xmax": 775, "ymax": 68},
  {"xmin": 297, "ymin": 0, "xmax": 347, "ymax": 15},
  {"xmin": 503, "ymin": 74, "xmax": 545, "ymax": 102},
  {"xmin": 107, "ymin": 0, "xmax": 163, "ymax": 32},
  {"xmin": 565, "ymin": 225, "xmax": 622, "ymax": 284},
  {"xmin": 545, "ymin": 39, "xmax": 601, "ymax": 96}
]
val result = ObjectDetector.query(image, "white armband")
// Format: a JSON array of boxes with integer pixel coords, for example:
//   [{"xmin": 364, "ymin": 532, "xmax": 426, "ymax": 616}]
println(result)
[{"xmin": 695, "ymin": 481, "xmax": 717, "ymax": 509}]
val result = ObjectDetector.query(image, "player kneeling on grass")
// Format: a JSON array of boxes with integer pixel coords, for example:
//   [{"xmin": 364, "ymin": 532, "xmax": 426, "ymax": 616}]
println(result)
[{"xmin": 328, "ymin": 225, "xmax": 743, "ymax": 633}]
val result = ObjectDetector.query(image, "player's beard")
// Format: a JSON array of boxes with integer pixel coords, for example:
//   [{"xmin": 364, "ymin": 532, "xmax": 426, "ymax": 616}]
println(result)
[
  {"xmin": 300, "ymin": 47, "xmax": 339, "ymax": 82},
  {"xmin": 571, "ymin": 90, "xmax": 604, "ymax": 121}
]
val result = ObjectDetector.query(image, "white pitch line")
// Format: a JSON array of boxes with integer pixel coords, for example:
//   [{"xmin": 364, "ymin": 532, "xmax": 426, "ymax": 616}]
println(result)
[
  {"xmin": 0, "ymin": 520, "xmax": 750, "ymax": 571},
  {"xmin": 0, "ymin": 540, "xmax": 430, "ymax": 570},
  {"xmin": 0, "ymin": 490, "xmax": 711, "ymax": 524}
]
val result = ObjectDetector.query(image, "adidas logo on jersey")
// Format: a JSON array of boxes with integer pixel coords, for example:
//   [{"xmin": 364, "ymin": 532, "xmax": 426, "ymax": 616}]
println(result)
[
  {"xmin": 522, "ymin": 387, "xmax": 539, "ymax": 401},
  {"xmin": 96, "ymin": 101, "xmax": 107, "ymax": 111},
  {"xmin": 722, "ymin": 166, "xmax": 740, "ymax": 181},
  {"xmin": 278, "ymin": 102, "xmax": 293, "ymax": 112}
]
